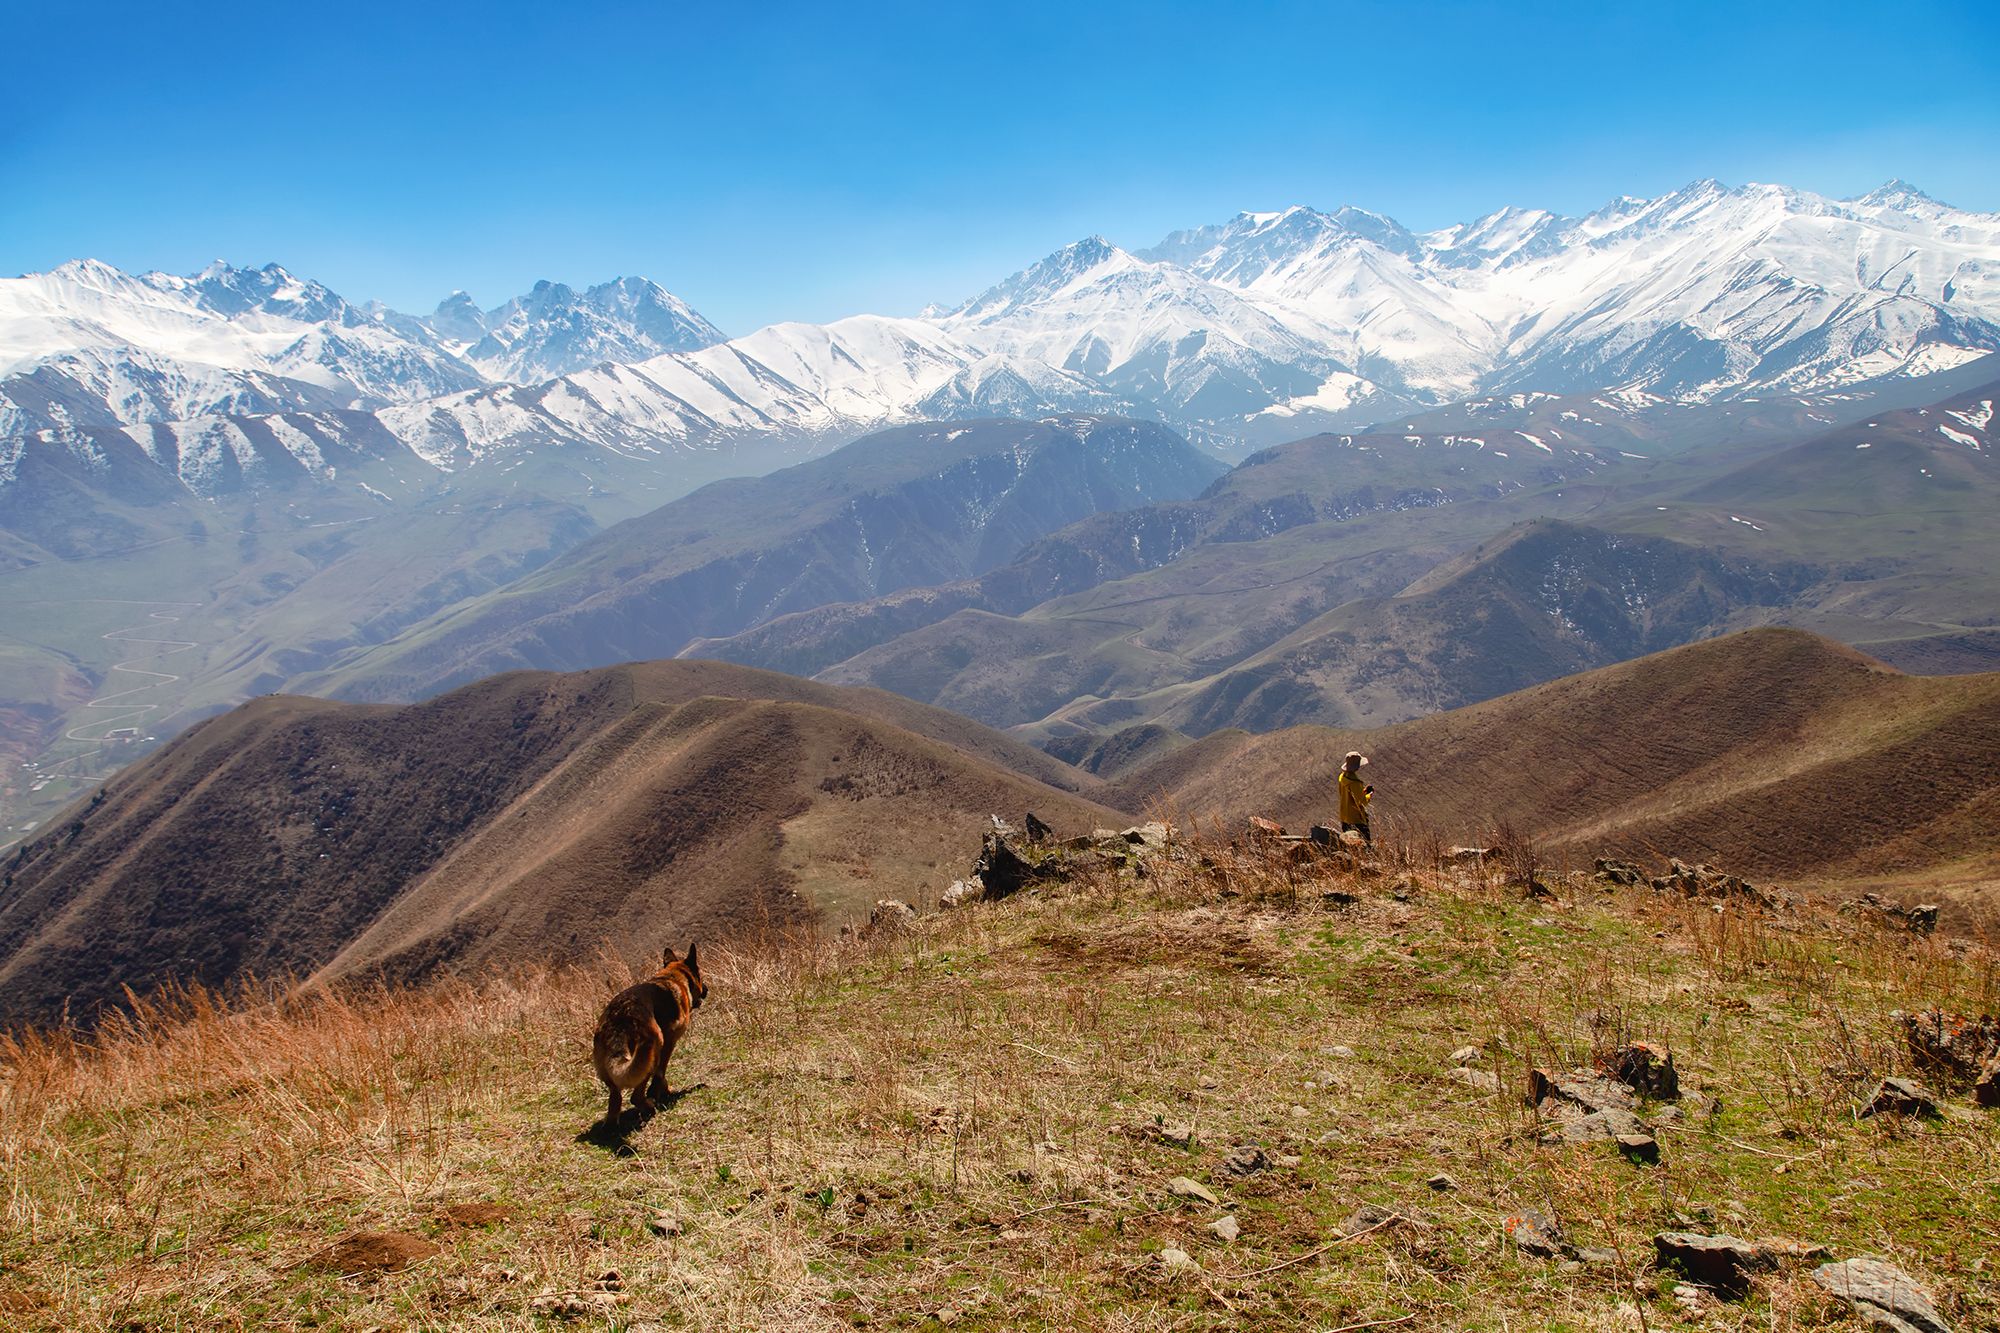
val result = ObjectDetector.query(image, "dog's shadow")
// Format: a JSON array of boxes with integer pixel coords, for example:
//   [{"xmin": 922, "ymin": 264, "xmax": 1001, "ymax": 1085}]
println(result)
[{"xmin": 574, "ymin": 1083, "xmax": 708, "ymax": 1155}]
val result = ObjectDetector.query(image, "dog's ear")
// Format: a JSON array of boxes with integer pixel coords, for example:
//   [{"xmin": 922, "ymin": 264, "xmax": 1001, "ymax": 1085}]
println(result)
[
  {"xmin": 685, "ymin": 941, "xmax": 700, "ymax": 973},
  {"xmin": 661, "ymin": 945, "xmax": 679, "ymax": 966}
]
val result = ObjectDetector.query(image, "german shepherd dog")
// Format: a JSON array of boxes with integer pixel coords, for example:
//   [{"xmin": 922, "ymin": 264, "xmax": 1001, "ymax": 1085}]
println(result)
[{"xmin": 592, "ymin": 943, "xmax": 707, "ymax": 1125}]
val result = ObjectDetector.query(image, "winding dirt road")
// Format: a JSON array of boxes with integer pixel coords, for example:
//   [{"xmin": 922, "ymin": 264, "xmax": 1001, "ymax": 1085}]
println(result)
[{"xmin": 63, "ymin": 602, "xmax": 203, "ymax": 744}]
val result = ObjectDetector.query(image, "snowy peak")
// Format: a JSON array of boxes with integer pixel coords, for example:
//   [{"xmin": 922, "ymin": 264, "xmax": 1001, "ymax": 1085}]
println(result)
[
  {"xmin": 949, "ymin": 237, "xmax": 1137, "ymax": 321},
  {"xmin": 1854, "ymin": 178, "xmax": 1945, "ymax": 212},
  {"xmin": 441, "ymin": 275, "xmax": 726, "ymax": 381}
]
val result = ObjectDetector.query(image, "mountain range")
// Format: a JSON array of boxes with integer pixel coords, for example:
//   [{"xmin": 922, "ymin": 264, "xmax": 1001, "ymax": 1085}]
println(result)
[{"xmin": 5, "ymin": 179, "xmax": 1998, "ymax": 513}]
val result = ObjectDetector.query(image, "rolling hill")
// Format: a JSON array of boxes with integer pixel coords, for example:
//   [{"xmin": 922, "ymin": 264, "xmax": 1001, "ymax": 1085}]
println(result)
[
  {"xmin": 1111, "ymin": 628, "xmax": 2000, "ymax": 894},
  {"xmin": 0, "ymin": 660, "xmax": 1119, "ymax": 1027}
]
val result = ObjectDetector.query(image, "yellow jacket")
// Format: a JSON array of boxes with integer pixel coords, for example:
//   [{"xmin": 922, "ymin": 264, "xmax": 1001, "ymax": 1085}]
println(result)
[{"xmin": 1337, "ymin": 770, "xmax": 1372, "ymax": 824}]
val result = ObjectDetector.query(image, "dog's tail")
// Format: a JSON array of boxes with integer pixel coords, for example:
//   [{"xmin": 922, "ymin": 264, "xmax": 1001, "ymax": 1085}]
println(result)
[{"xmin": 593, "ymin": 1025, "xmax": 645, "ymax": 1086}]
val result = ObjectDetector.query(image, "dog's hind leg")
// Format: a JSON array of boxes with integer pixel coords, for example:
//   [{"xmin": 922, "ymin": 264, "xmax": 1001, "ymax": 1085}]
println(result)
[
  {"xmin": 646, "ymin": 1037, "xmax": 678, "ymax": 1104},
  {"xmin": 603, "ymin": 1082, "xmax": 623, "ymax": 1126}
]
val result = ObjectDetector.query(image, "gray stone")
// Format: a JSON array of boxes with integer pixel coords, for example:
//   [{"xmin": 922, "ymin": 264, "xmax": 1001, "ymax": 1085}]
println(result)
[
  {"xmin": 1425, "ymin": 1173, "xmax": 1458, "ymax": 1192},
  {"xmin": 1450, "ymin": 1045, "xmax": 1482, "ymax": 1066},
  {"xmin": 864, "ymin": 899, "xmax": 919, "ymax": 937},
  {"xmin": 1166, "ymin": 1176, "xmax": 1218, "ymax": 1205},
  {"xmin": 1528, "ymin": 1067, "xmax": 1639, "ymax": 1113},
  {"xmin": 1219, "ymin": 1145, "xmax": 1273, "ymax": 1178},
  {"xmin": 1341, "ymin": 1205, "xmax": 1413, "ymax": 1238},
  {"xmin": 1158, "ymin": 1246, "xmax": 1200, "ymax": 1275},
  {"xmin": 1324, "ymin": 1044, "xmax": 1357, "ymax": 1059},
  {"xmin": 1208, "ymin": 1214, "xmax": 1240, "ymax": 1243},
  {"xmin": 1542, "ymin": 1107, "xmax": 1651, "ymax": 1144},
  {"xmin": 1503, "ymin": 1208, "xmax": 1565, "ymax": 1258},
  {"xmin": 1577, "ymin": 1247, "xmax": 1621, "ymax": 1268},
  {"xmin": 1615, "ymin": 1133, "xmax": 1660, "ymax": 1164},
  {"xmin": 1811, "ymin": 1258, "xmax": 1950, "ymax": 1333},
  {"xmin": 937, "ymin": 879, "xmax": 981, "ymax": 909},
  {"xmin": 1449, "ymin": 1066, "xmax": 1500, "ymax": 1093},
  {"xmin": 1860, "ymin": 1077, "xmax": 1938, "ymax": 1118},
  {"xmin": 1652, "ymin": 1232, "xmax": 1773, "ymax": 1296}
]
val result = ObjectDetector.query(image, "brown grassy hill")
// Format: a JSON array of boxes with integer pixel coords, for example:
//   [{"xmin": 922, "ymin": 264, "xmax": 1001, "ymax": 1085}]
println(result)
[
  {"xmin": 1111, "ymin": 628, "xmax": 2000, "ymax": 898},
  {"xmin": 0, "ymin": 660, "xmax": 1116, "ymax": 1026}
]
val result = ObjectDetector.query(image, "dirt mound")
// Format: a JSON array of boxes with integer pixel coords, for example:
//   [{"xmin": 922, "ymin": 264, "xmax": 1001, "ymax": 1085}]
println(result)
[
  {"xmin": 308, "ymin": 1230, "xmax": 439, "ymax": 1275},
  {"xmin": 0, "ymin": 660, "xmax": 1117, "ymax": 1027}
]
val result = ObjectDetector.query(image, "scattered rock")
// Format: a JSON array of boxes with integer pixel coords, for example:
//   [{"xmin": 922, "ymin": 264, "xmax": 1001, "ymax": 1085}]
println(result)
[
  {"xmin": 436, "ymin": 1201, "xmax": 511, "ymax": 1228},
  {"xmin": 1651, "ymin": 859, "xmax": 1773, "ymax": 906},
  {"xmin": 1602, "ymin": 1042, "xmax": 1680, "ymax": 1100},
  {"xmin": 1527, "ymin": 1068, "xmax": 1638, "ymax": 1114},
  {"xmin": 309, "ymin": 1230, "xmax": 440, "ymax": 1276},
  {"xmin": 1219, "ymin": 1145, "xmax": 1273, "ymax": 1178},
  {"xmin": 1652, "ymin": 1232, "xmax": 1773, "ymax": 1296},
  {"xmin": 1443, "ymin": 846, "xmax": 1493, "ymax": 865},
  {"xmin": 1502, "ymin": 1209, "xmax": 1566, "ymax": 1258},
  {"xmin": 1120, "ymin": 822, "xmax": 1170, "ymax": 849},
  {"xmin": 1322, "ymin": 889, "xmax": 1360, "ymax": 906},
  {"xmin": 1341, "ymin": 1205, "xmax": 1415, "ymax": 1238},
  {"xmin": 1167, "ymin": 1176, "xmax": 1219, "ymax": 1206},
  {"xmin": 938, "ymin": 878, "xmax": 982, "ymax": 910},
  {"xmin": 1976, "ymin": 1058, "xmax": 2000, "ymax": 1109},
  {"xmin": 1541, "ymin": 1107, "xmax": 1651, "ymax": 1144},
  {"xmin": 1851, "ymin": 894, "xmax": 1942, "ymax": 935},
  {"xmin": 1449, "ymin": 1066, "xmax": 1499, "ymax": 1093},
  {"xmin": 1811, "ymin": 1257, "xmax": 1950, "ymax": 1333},
  {"xmin": 1208, "ymin": 1214, "xmax": 1240, "ymax": 1243},
  {"xmin": 863, "ymin": 899, "xmax": 919, "ymax": 938},
  {"xmin": 1122, "ymin": 1120, "xmax": 1197, "ymax": 1148},
  {"xmin": 1594, "ymin": 857, "xmax": 1645, "ymax": 885},
  {"xmin": 649, "ymin": 1213, "xmax": 683, "ymax": 1237},
  {"xmin": 1900, "ymin": 1009, "xmax": 1999, "ymax": 1082},
  {"xmin": 973, "ymin": 831, "xmax": 1055, "ymax": 899},
  {"xmin": 1450, "ymin": 1045, "xmax": 1481, "ymax": 1066},
  {"xmin": 1023, "ymin": 811, "xmax": 1054, "ymax": 843},
  {"xmin": 1757, "ymin": 1237, "xmax": 1830, "ymax": 1265},
  {"xmin": 1615, "ymin": 1133, "xmax": 1660, "ymax": 1164},
  {"xmin": 1425, "ymin": 1173, "xmax": 1458, "ymax": 1192},
  {"xmin": 1576, "ymin": 1246, "xmax": 1622, "ymax": 1268},
  {"xmin": 1247, "ymin": 815, "xmax": 1285, "ymax": 838},
  {"xmin": 1325, "ymin": 1045, "xmax": 1357, "ymax": 1060},
  {"xmin": 1860, "ymin": 1077, "xmax": 1938, "ymax": 1118},
  {"xmin": 1158, "ymin": 1246, "xmax": 1201, "ymax": 1276}
]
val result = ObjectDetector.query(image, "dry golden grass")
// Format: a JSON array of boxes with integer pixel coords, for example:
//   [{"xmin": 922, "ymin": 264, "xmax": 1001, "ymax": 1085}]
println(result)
[{"xmin": 2, "ymin": 828, "xmax": 1996, "ymax": 1331}]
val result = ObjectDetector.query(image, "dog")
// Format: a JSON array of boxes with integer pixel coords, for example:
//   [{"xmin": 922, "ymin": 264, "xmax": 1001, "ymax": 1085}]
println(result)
[{"xmin": 592, "ymin": 942, "xmax": 707, "ymax": 1126}]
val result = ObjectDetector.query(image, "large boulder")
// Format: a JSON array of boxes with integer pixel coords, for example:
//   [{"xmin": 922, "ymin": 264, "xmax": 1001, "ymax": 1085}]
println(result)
[{"xmin": 1810, "ymin": 1258, "xmax": 1950, "ymax": 1333}]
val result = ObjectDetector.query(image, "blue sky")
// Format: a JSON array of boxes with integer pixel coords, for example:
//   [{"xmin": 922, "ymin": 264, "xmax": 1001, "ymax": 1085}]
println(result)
[{"xmin": 5, "ymin": 0, "xmax": 1996, "ymax": 333}]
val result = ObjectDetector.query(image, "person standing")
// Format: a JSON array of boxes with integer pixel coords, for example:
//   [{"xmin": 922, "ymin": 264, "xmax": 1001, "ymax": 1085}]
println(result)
[{"xmin": 1337, "ymin": 750, "xmax": 1373, "ymax": 845}]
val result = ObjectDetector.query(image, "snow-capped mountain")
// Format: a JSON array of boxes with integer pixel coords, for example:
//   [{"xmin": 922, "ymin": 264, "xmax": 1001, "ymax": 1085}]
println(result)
[
  {"xmin": 1146, "ymin": 180, "xmax": 2000, "ymax": 413},
  {"xmin": 426, "ymin": 276, "xmax": 727, "ymax": 381},
  {"xmin": 0, "ymin": 260, "xmax": 724, "ymax": 438},
  {"xmin": 5, "ymin": 180, "xmax": 1998, "ymax": 503},
  {"xmin": 939, "ymin": 237, "xmax": 1355, "ymax": 420}
]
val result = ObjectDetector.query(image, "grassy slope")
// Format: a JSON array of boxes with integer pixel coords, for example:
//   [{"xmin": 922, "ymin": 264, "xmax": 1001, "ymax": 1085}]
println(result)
[
  {"xmin": 1109, "ymin": 629, "xmax": 2000, "ymax": 907},
  {"xmin": 2, "ymin": 830, "xmax": 1995, "ymax": 1330},
  {"xmin": 0, "ymin": 660, "xmax": 1118, "ymax": 1027}
]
